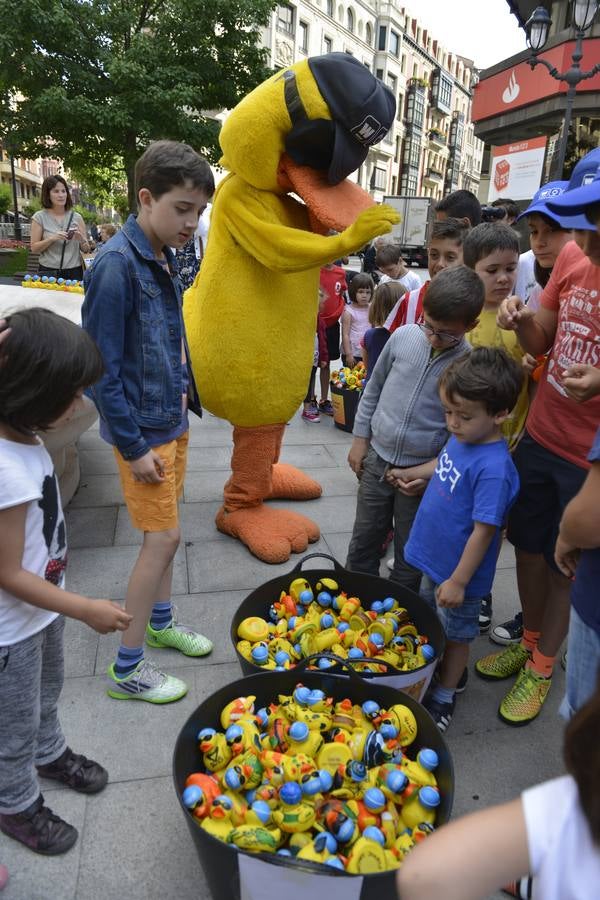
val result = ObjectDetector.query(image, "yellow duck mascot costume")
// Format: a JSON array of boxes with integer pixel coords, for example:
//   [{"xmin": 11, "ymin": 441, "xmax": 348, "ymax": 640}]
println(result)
[{"xmin": 185, "ymin": 53, "xmax": 399, "ymax": 564}]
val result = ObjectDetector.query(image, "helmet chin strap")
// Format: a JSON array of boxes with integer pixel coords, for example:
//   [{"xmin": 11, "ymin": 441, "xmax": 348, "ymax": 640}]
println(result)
[{"xmin": 281, "ymin": 69, "xmax": 309, "ymax": 126}]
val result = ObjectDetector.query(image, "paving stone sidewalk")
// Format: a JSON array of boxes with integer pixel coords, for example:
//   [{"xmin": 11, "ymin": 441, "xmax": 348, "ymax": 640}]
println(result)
[{"xmin": 1, "ymin": 409, "xmax": 565, "ymax": 900}]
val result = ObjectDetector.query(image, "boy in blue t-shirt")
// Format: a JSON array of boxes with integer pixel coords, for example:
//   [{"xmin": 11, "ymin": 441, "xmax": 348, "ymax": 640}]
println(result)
[{"xmin": 399, "ymin": 347, "xmax": 523, "ymax": 731}]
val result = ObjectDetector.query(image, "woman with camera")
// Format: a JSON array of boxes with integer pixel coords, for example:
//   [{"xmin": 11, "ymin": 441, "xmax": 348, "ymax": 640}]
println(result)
[{"xmin": 30, "ymin": 176, "xmax": 90, "ymax": 281}]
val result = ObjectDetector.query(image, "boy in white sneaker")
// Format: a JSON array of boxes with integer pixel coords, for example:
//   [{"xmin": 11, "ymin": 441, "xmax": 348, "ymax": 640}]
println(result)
[
  {"xmin": 401, "ymin": 348, "xmax": 522, "ymax": 731},
  {"xmin": 82, "ymin": 141, "xmax": 215, "ymax": 703}
]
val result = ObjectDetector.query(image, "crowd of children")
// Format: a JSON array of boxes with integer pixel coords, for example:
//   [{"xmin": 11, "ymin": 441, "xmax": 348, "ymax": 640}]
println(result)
[{"xmin": 1, "ymin": 134, "xmax": 599, "ymax": 898}]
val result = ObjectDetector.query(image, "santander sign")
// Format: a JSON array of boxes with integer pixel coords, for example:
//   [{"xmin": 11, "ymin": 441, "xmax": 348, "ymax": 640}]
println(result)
[{"xmin": 502, "ymin": 71, "xmax": 521, "ymax": 104}]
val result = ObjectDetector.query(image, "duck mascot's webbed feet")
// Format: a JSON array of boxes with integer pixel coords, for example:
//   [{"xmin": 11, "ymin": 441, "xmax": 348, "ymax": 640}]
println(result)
[{"xmin": 216, "ymin": 424, "xmax": 320, "ymax": 563}]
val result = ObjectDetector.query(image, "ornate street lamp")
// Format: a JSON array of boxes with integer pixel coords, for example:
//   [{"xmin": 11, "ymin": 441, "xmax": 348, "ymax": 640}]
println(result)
[{"xmin": 525, "ymin": 1, "xmax": 600, "ymax": 177}]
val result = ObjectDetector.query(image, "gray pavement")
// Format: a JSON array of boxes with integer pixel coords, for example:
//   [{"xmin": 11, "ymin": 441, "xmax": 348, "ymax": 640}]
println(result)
[{"xmin": 1, "ymin": 408, "xmax": 566, "ymax": 899}]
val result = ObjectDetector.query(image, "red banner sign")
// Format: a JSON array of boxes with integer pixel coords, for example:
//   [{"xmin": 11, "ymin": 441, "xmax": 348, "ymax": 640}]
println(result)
[{"xmin": 472, "ymin": 38, "xmax": 600, "ymax": 122}]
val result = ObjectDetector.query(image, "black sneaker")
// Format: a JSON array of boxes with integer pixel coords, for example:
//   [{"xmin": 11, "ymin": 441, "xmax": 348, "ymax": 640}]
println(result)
[
  {"xmin": 0, "ymin": 794, "xmax": 77, "ymax": 856},
  {"xmin": 424, "ymin": 695, "xmax": 455, "ymax": 733},
  {"xmin": 479, "ymin": 594, "xmax": 492, "ymax": 634},
  {"xmin": 37, "ymin": 747, "xmax": 108, "ymax": 794},
  {"xmin": 491, "ymin": 611, "xmax": 523, "ymax": 646},
  {"xmin": 455, "ymin": 667, "xmax": 468, "ymax": 694}
]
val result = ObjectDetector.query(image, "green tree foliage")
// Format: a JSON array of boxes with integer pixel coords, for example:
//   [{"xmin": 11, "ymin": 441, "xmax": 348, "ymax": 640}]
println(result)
[
  {"xmin": 0, "ymin": 0, "xmax": 276, "ymax": 210},
  {"xmin": 0, "ymin": 183, "xmax": 11, "ymax": 216}
]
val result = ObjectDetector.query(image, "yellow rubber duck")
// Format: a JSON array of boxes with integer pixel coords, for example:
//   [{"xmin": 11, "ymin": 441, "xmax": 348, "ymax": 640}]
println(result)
[
  {"xmin": 272, "ymin": 783, "xmax": 316, "ymax": 833},
  {"xmin": 228, "ymin": 824, "xmax": 283, "ymax": 853},
  {"xmin": 197, "ymin": 727, "xmax": 232, "ymax": 773},
  {"xmin": 200, "ymin": 795, "xmax": 236, "ymax": 842},
  {"xmin": 184, "ymin": 54, "xmax": 399, "ymax": 564}
]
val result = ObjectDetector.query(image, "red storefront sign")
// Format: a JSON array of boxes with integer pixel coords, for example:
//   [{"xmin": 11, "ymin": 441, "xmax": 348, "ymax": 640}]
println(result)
[{"xmin": 472, "ymin": 38, "xmax": 600, "ymax": 122}]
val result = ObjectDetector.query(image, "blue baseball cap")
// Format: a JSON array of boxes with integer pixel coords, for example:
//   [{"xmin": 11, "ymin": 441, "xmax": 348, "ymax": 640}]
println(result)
[
  {"xmin": 545, "ymin": 147, "xmax": 600, "ymax": 230},
  {"xmin": 516, "ymin": 180, "xmax": 569, "ymax": 225}
]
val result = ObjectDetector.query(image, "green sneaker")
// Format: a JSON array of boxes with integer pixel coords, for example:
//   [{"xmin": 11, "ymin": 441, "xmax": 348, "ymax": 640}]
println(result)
[
  {"xmin": 146, "ymin": 606, "xmax": 213, "ymax": 657},
  {"xmin": 499, "ymin": 666, "xmax": 551, "ymax": 726},
  {"xmin": 475, "ymin": 642, "xmax": 530, "ymax": 680},
  {"xmin": 107, "ymin": 660, "xmax": 188, "ymax": 703}
]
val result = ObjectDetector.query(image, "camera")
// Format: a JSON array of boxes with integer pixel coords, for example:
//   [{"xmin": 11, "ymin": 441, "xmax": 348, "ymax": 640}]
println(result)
[{"xmin": 480, "ymin": 205, "xmax": 507, "ymax": 223}]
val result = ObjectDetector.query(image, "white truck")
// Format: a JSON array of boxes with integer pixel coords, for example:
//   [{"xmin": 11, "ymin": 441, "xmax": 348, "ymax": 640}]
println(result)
[{"xmin": 382, "ymin": 195, "xmax": 432, "ymax": 268}]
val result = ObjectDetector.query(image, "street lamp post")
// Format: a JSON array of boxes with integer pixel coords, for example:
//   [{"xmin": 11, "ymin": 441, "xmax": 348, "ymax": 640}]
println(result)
[
  {"xmin": 525, "ymin": 1, "xmax": 600, "ymax": 178},
  {"xmin": 8, "ymin": 155, "xmax": 22, "ymax": 242}
]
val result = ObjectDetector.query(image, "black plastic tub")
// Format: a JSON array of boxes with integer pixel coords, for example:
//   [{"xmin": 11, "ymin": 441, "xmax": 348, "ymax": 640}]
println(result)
[
  {"xmin": 173, "ymin": 665, "xmax": 454, "ymax": 900},
  {"xmin": 230, "ymin": 554, "xmax": 445, "ymax": 702},
  {"xmin": 330, "ymin": 384, "xmax": 361, "ymax": 432}
]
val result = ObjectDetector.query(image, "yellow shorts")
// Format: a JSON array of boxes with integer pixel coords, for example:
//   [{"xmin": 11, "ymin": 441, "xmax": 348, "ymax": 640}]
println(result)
[{"xmin": 113, "ymin": 431, "xmax": 189, "ymax": 532}]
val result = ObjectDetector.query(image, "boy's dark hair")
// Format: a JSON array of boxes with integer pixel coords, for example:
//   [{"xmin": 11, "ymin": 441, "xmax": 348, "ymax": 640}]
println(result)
[
  {"xmin": 439, "ymin": 346, "xmax": 523, "ymax": 415},
  {"xmin": 435, "ymin": 190, "xmax": 482, "ymax": 226},
  {"xmin": 348, "ymin": 272, "xmax": 375, "ymax": 302},
  {"xmin": 490, "ymin": 197, "xmax": 520, "ymax": 221},
  {"xmin": 134, "ymin": 140, "xmax": 215, "ymax": 201},
  {"xmin": 0, "ymin": 309, "xmax": 103, "ymax": 434},
  {"xmin": 41, "ymin": 175, "xmax": 73, "ymax": 211},
  {"xmin": 462, "ymin": 222, "xmax": 520, "ymax": 269},
  {"xmin": 429, "ymin": 217, "xmax": 471, "ymax": 246},
  {"xmin": 564, "ymin": 678, "xmax": 600, "ymax": 846},
  {"xmin": 422, "ymin": 265, "xmax": 484, "ymax": 324},
  {"xmin": 375, "ymin": 244, "xmax": 403, "ymax": 268}
]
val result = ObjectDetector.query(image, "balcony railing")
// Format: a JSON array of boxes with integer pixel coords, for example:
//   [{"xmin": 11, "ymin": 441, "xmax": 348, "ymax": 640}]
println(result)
[
  {"xmin": 428, "ymin": 129, "xmax": 446, "ymax": 147},
  {"xmin": 424, "ymin": 167, "xmax": 444, "ymax": 182}
]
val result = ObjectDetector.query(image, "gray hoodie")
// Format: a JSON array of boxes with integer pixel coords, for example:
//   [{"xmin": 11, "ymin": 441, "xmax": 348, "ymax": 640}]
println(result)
[{"xmin": 353, "ymin": 324, "xmax": 471, "ymax": 466}]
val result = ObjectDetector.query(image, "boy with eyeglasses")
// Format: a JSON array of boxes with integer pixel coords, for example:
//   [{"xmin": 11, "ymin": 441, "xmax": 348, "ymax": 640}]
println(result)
[{"xmin": 346, "ymin": 266, "xmax": 484, "ymax": 591}]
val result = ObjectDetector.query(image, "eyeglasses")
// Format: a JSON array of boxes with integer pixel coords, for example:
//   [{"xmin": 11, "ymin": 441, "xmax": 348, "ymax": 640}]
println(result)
[{"xmin": 418, "ymin": 321, "xmax": 462, "ymax": 346}]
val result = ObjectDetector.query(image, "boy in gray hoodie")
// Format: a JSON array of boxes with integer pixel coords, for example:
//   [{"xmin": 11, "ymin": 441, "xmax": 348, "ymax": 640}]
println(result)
[{"xmin": 346, "ymin": 265, "xmax": 484, "ymax": 591}]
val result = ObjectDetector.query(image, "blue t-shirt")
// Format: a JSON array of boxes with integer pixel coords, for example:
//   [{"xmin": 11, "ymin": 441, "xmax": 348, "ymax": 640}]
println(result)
[
  {"xmin": 405, "ymin": 436, "xmax": 520, "ymax": 598},
  {"xmin": 571, "ymin": 426, "xmax": 600, "ymax": 636}
]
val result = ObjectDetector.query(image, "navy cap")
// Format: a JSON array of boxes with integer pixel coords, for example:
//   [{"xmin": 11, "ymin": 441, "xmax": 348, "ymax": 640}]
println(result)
[
  {"xmin": 306, "ymin": 53, "xmax": 396, "ymax": 184},
  {"xmin": 546, "ymin": 148, "xmax": 600, "ymax": 230}
]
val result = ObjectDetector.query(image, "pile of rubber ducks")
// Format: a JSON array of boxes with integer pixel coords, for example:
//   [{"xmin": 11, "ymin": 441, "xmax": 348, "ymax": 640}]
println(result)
[
  {"xmin": 236, "ymin": 576, "xmax": 435, "ymax": 673},
  {"xmin": 21, "ymin": 274, "xmax": 84, "ymax": 293},
  {"xmin": 330, "ymin": 362, "xmax": 366, "ymax": 392},
  {"xmin": 182, "ymin": 687, "xmax": 442, "ymax": 873}
]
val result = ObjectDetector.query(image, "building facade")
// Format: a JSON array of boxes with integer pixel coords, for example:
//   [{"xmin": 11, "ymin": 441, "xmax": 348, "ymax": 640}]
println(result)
[
  {"xmin": 472, "ymin": 1, "xmax": 600, "ymax": 195},
  {"xmin": 261, "ymin": 1, "xmax": 484, "ymax": 201}
]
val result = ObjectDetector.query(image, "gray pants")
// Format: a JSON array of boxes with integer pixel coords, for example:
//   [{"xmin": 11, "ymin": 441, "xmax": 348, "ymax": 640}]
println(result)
[
  {"xmin": 346, "ymin": 448, "xmax": 423, "ymax": 593},
  {"xmin": 0, "ymin": 616, "xmax": 67, "ymax": 814}
]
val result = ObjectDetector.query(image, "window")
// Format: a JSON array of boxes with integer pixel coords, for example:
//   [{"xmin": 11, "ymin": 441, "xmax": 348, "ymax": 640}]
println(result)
[
  {"xmin": 276, "ymin": 3, "xmax": 294, "ymax": 35},
  {"xmin": 326, "ymin": 0, "xmax": 334, "ymax": 15},
  {"xmin": 406, "ymin": 88, "xmax": 425, "ymax": 130},
  {"xmin": 397, "ymin": 92, "xmax": 404, "ymax": 120},
  {"xmin": 412, "ymin": 63, "xmax": 418, "ymax": 78},
  {"xmin": 298, "ymin": 21, "xmax": 308, "ymax": 53},
  {"xmin": 387, "ymin": 73, "xmax": 397, "ymax": 96},
  {"xmin": 347, "ymin": 8, "xmax": 354, "ymax": 32},
  {"xmin": 403, "ymin": 139, "xmax": 421, "ymax": 169},
  {"xmin": 400, "ymin": 171, "xmax": 418, "ymax": 195},
  {"xmin": 365, "ymin": 22, "xmax": 372, "ymax": 45},
  {"xmin": 371, "ymin": 167, "xmax": 388, "ymax": 191},
  {"xmin": 378, "ymin": 25, "xmax": 387, "ymax": 51},
  {"xmin": 376, "ymin": 67, "xmax": 384, "ymax": 81},
  {"xmin": 401, "ymin": 53, "xmax": 406, "ymax": 74},
  {"xmin": 390, "ymin": 30, "xmax": 400, "ymax": 57},
  {"xmin": 324, "ymin": 35, "xmax": 333, "ymax": 53}
]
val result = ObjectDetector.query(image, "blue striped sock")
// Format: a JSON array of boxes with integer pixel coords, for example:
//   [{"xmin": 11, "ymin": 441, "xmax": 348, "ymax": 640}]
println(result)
[
  {"xmin": 114, "ymin": 645, "xmax": 144, "ymax": 677},
  {"xmin": 431, "ymin": 684, "xmax": 456, "ymax": 705},
  {"xmin": 150, "ymin": 601, "xmax": 173, "ymax": 631}
]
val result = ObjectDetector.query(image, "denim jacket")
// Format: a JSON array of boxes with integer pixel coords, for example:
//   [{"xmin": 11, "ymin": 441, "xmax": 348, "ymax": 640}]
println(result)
[{"xmin": 82, "ymin": 215, "xmax": 201, "ymax": 461}]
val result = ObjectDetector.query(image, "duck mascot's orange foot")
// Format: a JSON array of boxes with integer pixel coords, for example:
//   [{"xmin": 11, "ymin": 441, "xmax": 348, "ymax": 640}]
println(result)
[{"xmin": 184, "ymin": 53, "xmax": 400, "ymax": 563}]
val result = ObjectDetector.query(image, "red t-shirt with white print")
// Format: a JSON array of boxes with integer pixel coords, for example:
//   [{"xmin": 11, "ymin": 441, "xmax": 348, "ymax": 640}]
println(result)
[{"xmin": 527, "ymin": 241, "xmax": 600, "ymax": 468}]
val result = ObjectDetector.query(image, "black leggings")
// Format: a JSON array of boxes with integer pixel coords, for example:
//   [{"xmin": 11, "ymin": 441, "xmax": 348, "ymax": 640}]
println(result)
[{"xmin": 304, "ymin": 366, "xmax": 317, "ymax": 403}]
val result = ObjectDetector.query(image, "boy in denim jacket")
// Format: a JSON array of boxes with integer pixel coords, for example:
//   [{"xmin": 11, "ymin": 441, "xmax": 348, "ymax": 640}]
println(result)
[{"xmin": 82, "ymin": 141, "xmax": 215, "ymax": 703}]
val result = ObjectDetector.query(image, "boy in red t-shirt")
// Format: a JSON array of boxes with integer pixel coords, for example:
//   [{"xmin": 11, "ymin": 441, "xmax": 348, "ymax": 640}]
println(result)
[
  {"xmin": 384, "ymin": 218, "xmax": 469, "ymax": 333},
  {"xmin": 475, "ymin": 151, "xmax": 600, "ymax": 726},
  {"xmin": 318, "ymin": 263, "xmax": 347, "ymax": 414}
]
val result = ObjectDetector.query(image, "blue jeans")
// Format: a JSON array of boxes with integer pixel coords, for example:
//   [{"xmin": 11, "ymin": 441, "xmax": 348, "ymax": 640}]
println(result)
[
  {"xmin": 559, "ymin": 606, "xmax": 600, "ymax": 720},
  {"xmin": 0, "ymin": 617, "xmax": 67, "ymax": 813},
  {"xmin": 420, "ymin": 575, "xmax": 481, "ymax": 643}
]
